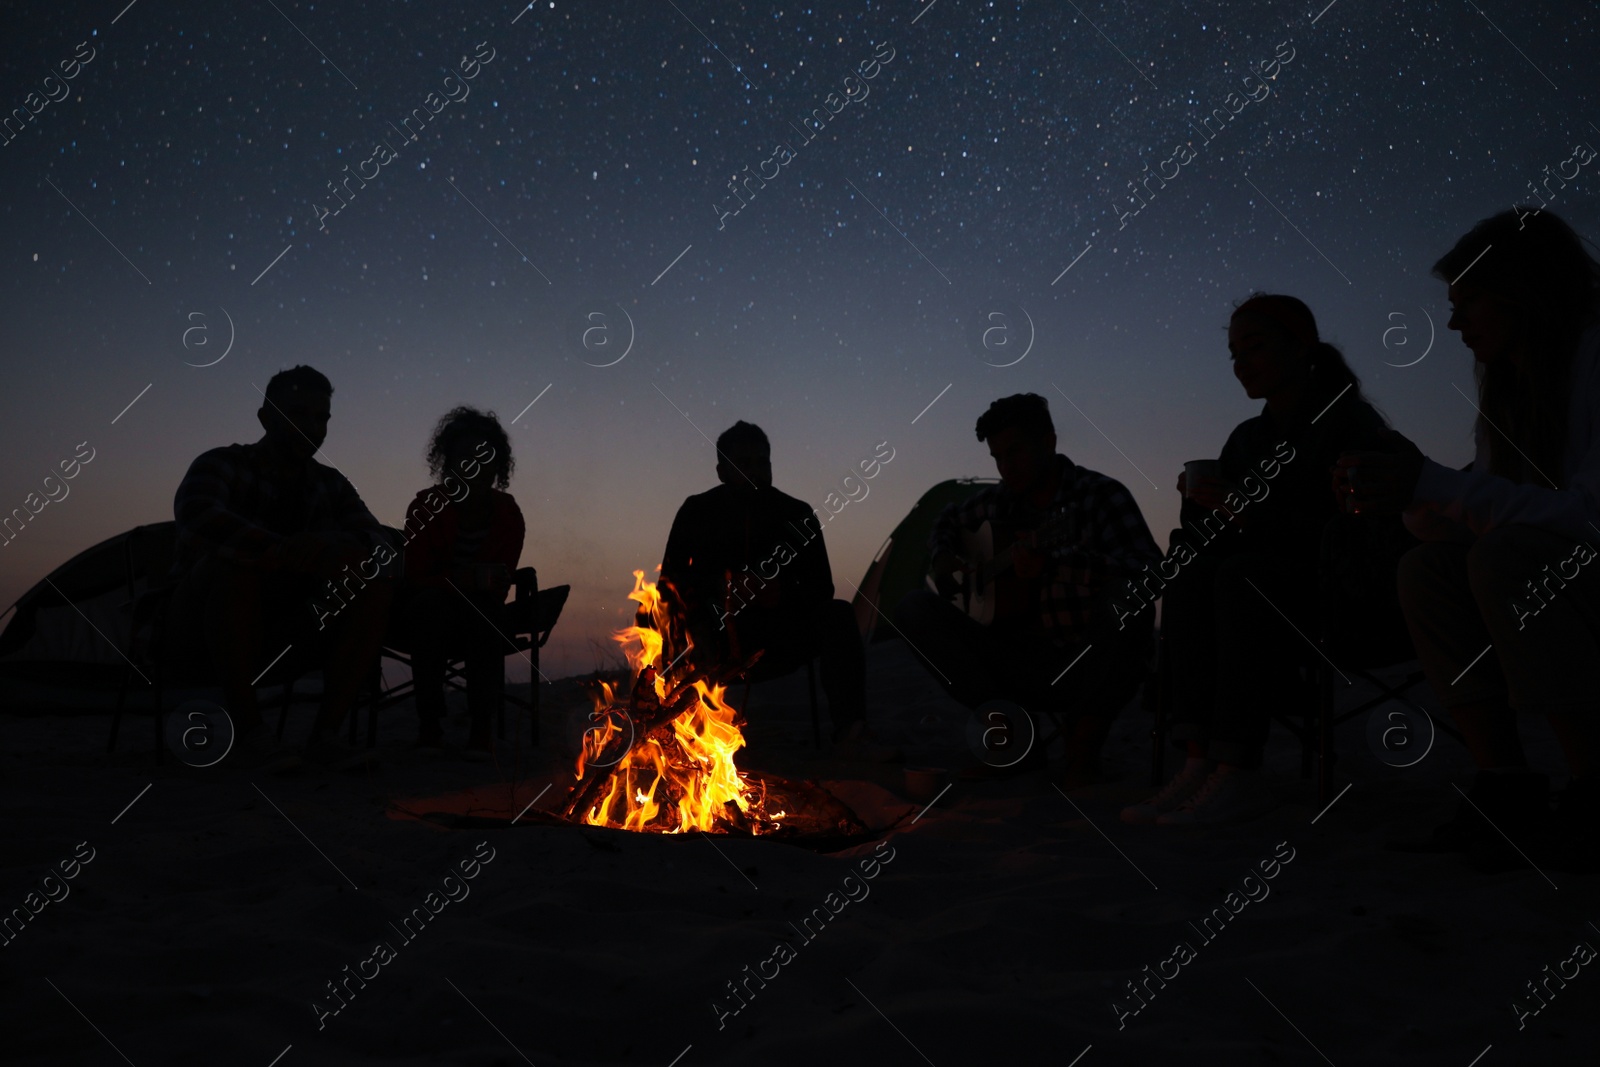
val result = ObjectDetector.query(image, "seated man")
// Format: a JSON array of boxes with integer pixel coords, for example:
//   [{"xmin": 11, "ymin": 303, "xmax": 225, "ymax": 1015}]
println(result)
[
  {"xmin": 659, "ymin": 421, "xmax": 895, "ymax": 760},
  {"xmin": 894, "ymin": 393, "xmax": 1160, "ymax": 787},
  {"xmin": 167, "ymin": 365, "xmax": 396, "ymax": 770}
]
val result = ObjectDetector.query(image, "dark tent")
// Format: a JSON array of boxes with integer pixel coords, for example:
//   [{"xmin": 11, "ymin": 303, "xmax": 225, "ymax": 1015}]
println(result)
[
  {"xmin": 851, "ymin": 478, "xmax": 996, "ymax": 643},
  {"xmin": 0, "ymin": 522, "xmax": 174, "ymax": 699}
]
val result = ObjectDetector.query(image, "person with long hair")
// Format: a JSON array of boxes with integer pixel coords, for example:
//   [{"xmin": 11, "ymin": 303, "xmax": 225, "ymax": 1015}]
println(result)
[
  {"xmin": 395, "ymin": 406, "xmax": 524, "ymax": 755},
  {"xmin": 1340, "ymin": 209, "xmax": 1600, "ymax": 871},
  {"xmin": 1122, "ymin": 294, "xmax": 1389, "ymax": 824}
]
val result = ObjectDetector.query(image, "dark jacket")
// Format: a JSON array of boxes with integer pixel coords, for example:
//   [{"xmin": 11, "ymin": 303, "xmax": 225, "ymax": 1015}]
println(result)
[
  {"xmin": 401, "ymin": 486, "xmax": 525, "ymax": 588},
  {"xmin": 660, "ymin": 483, "xmax": 834, "ymax": 626}
]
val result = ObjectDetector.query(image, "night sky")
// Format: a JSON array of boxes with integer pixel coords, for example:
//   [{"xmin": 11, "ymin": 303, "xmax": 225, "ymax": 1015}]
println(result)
[{"xmin": 3, "ymin": 0, "xmax": 1597, "ymax": 679}]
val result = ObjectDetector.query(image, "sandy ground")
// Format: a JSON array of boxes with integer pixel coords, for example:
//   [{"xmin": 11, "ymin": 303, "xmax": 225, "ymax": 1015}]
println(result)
[{"xmin": 2, "ymin": 640, "xmax": 1598, "ymax": 1067}]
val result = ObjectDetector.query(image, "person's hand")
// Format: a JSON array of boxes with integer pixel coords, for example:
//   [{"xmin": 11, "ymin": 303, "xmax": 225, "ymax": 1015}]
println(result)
[
  {"xmin": 266, "ymin": 532, "xmax": 346, "ymax": 574},
  {"xmin": 1335, "ymin": 431, "xmax": 1426, "ymax": 515},
  {"xmin": 1184, "ymin": 476, "xmax": 1237, "ymax": 515},
  {"xmin": 931, "ymin": 549, "xmax": 965, "ymax": 598}
]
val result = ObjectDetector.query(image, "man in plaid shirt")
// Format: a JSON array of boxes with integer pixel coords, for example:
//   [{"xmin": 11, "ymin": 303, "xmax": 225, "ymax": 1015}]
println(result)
[
  {"xmin": 167, "ymin": 365, "xmax": 396, "ymax": 770},
  {"xmin": 894, "ymin": 393, "xmax": 1159, "ymax": 786}
]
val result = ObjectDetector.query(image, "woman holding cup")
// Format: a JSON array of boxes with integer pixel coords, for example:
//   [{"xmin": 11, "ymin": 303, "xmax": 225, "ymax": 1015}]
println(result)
[
  {"xmin": 396, "ymin": 406, "xmax": 525, "ymax": 755},
  {"xmin": 1339, "ymin": 209, "xmax": 1600, "ymax": 871},
  {"xmin": 1122, "ymin": 294, "xmax": 1388, "ymax": 825}
]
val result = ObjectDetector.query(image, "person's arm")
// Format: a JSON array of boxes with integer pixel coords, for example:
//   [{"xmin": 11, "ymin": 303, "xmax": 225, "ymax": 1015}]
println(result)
[
  {"xmin": 1410, "ymin": 455, "xmax": 1600, "ymax": 541},
  {"xmin": 659, "ymin": 498, "xmax": 705, "ymax": 609},
  {"xmin": 1403, "ymin": 459, "xmax": 1476, "ymax": 543},
  {"xmin": 173, "ymin": 448, "xmax": 283, "ymax": 566},
  {"xmin": 492, "ymin": 495, "xmax": 526, "ymax": 571},
  {"xmin": 928, "ymin": 489, "xmax": 995, "ymax": 559},
  {"xmin": 400, "ymin": 490, "xmax": 455, "ymax": 588},
  {"xmin": 322, "ymin": 468, "xmax": 388, "ymax": 556},
  {"xmin": 787, "ymin": 505, "xmax": 835, "ymax": 604},
  {"xmin": 927, "ymin": 489, "xmax": 995, "ymax": 596},
  {"xmin": 1056, "ymin": 478, "xmax": 1162, "ymax": 583}
]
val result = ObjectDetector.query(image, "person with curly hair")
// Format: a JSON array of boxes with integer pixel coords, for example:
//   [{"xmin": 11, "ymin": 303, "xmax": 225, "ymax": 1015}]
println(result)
[{"xmin": 395, "ymin": 406, "xmax": 524, "ymax": 754}]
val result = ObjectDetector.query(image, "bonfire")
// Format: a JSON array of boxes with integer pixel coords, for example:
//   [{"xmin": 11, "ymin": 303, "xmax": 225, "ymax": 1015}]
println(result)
[{"xmin": 560, "ymin": 570, "xmax": 863, "ymax": 840}]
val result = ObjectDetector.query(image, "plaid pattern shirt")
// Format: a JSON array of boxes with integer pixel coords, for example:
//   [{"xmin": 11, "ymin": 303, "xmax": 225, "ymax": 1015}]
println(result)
[
  {"xmin": 930, "ymin": 455, "xmax": 1160, "ymax": 643},
  {"xmin": 170, "ymin": 442, "xmax": 387, "ymax": 579}
]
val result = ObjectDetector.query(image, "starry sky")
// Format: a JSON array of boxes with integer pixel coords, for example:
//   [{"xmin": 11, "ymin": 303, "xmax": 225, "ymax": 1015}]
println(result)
[{"xmin": 2, "ymin": 0, "xmax": 1597, "ymax": 680}]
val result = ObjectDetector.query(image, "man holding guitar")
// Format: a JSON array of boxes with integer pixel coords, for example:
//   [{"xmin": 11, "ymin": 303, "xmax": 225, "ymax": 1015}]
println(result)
[{"xmin": 894, "ymin": 393, "xmax": 1161, "ymax": 786}]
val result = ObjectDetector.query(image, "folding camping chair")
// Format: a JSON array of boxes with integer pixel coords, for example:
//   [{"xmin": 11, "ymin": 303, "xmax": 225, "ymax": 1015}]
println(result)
[
  {"xmin": 107, "ymin": 522, "xmax": 377, "ymax": 761},
  {"xmin": 1148, "ymin": 515, "xmax": 1455, "ymax": 804},
  {"xmin": 372, "ymin": 568, "xmax": 568, "ymax": 746},
  {"xmin": 736, "ymin": 655, "xmax": 823, "ymax": 750}
]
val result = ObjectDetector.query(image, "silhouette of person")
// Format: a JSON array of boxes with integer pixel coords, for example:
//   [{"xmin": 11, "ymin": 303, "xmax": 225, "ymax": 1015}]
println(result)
[
  {"xmin": 392, "ymin": 407, "xmax": 524, "ymax": 754},
  {"xmin": 1345, "ymin": 208, "xmax": 1600, "ymax": 872},
  {"xmin": 167, "ymin": 365, "xmax": 395, "ymax": 769},
  {"xmin": 659, "ymin": 421, "xmax": 893, "ymax": 759},
  {"xmin": 894, "ymin": 393, "xmax": 1160, "ymax": 788},
  {"xmin": 1124, "ymin": 295, "xmax": 1389, "ymax": 825}
]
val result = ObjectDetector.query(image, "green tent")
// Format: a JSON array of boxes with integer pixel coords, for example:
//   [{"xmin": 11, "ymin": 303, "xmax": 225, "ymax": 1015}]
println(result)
[{"xmin": 851, "ymin": 478, "xmax": 998, "ymax": 643}]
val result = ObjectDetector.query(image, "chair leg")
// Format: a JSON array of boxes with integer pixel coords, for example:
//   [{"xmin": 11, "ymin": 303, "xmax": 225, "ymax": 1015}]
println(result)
[
  {"xmin": 1150, "ymin": 639, "xmax": 1169, "ymax": 788},
  {"xmin": 531, "ymin": 643, "xmax": 541, "ymax": 748},
  {"xmin": 367, "ymin": 663, "xmax": 380, "ymax": 749},
  {"xmin": 153, "ymin": 681, "xmax": 165, "ymax": 766},
  {"xmin": 807, "ymin": 659, "xmax": 821, "ymax": 750},
  {"xmin": 1318, "ymin": 665, "xmax": 1336, "ymax": 805},
  {"xmin": 497, "ymin": 660, "xmax": 508, "ymax": 743}
]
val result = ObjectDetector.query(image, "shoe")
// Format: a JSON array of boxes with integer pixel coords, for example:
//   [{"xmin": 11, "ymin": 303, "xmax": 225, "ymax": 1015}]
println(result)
[
  {"xmin": 832, "ymin": 721, "xmax": 903, "ymax": 763},
  {"xmin": 1156, "ymin": 767, "xmax": 1277, "ymax": 825},
  {"xmin": 1388, "ymin": 769, "xmax": 1548, "ymax": 855},
  {"xmin": 228, "ymin": 726, "xmax": 302, "ymax": 772},
  {"xmin": 304, "ymin": 734, "xmax": 378, "ymax": 771},
  {"xmin": 1121, "ymin": 762, "xmax": 1212, "ymax": 824}
]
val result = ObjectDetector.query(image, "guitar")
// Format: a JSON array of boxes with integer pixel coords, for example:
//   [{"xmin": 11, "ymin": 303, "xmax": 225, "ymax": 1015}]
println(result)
[{"xmin": 938, "ymin": 510, "xmax": 1077, "ymax": 625}]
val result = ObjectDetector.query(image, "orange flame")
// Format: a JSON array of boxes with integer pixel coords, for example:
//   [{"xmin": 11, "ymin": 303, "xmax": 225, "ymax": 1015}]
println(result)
[{"xmin": 575, "ymin": 570, "xmax": 778, "ymax": 834}]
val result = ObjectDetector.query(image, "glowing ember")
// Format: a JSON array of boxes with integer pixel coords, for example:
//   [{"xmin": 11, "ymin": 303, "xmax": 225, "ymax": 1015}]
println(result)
[{"xmin": 566, "ymin": 570, "xmax": 786, "ymax": 835}]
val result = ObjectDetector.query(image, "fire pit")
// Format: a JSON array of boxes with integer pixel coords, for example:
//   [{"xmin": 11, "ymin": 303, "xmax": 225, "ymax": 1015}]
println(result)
[{"xmin": 556, "ymin": 571, "xmax": 866, "ymax": 841}]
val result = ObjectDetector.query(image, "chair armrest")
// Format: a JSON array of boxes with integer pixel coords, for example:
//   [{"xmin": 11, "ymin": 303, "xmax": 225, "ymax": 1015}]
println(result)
[{"xmin": 514, "ymin": 566, "xmax": 538, "ymax": 602}]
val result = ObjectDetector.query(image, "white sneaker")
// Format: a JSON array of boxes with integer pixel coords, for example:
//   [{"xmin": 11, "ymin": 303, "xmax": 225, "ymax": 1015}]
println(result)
[
  {"xmin": 1156, "ymin": 767, "xmax": 1278, "ymax": 825},
  {"xmin": 1121, "ymin": 762, "xmax": 1212, "ymax": 824}
]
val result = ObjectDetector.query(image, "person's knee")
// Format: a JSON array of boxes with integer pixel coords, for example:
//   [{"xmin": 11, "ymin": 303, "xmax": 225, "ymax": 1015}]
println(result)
[
  {"xmin": 1396, "ymin": 541, "xmax": 1465, "ymax": 614},
  {"xmin": 1466, "ymin": 525, "xmax": 1550, "ymax": 593}
]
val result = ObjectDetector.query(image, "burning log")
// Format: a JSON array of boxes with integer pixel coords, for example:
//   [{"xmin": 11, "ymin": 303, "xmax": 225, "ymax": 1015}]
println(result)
[{"xmin": 560, "ymin": 642, "xmax": 763, "ymax": 826}]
